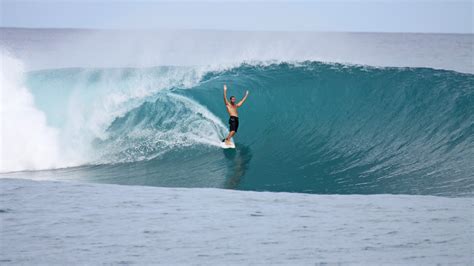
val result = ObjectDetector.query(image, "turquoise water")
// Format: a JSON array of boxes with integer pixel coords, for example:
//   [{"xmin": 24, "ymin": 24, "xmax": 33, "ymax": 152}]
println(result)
[{"xmin": 4, "ymin": 62, "xmax": 474, "ymax": 196}]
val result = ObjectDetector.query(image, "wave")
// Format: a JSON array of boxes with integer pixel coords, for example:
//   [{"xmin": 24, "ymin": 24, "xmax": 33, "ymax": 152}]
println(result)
[{"xmin": 1, "ymin": 54, "xmax": 473, "ymax": 196}]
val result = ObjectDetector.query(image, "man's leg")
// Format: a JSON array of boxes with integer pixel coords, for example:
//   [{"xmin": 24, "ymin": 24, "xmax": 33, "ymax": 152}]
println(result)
[{"xmin": 225, "ymin": 131, "xmax": 235, "ymax": 144}]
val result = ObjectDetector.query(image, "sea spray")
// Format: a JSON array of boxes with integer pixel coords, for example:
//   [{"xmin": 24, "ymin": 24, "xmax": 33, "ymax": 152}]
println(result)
[{"xmin": 0, "ymin": 50, "xmax": 61, "ymax": 172}]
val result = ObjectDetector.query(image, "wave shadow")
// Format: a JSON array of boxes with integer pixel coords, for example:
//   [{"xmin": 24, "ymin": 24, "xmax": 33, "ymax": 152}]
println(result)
[{"xmin": 222, "ymin": 144, "xmax": 253, "ymax": 189}]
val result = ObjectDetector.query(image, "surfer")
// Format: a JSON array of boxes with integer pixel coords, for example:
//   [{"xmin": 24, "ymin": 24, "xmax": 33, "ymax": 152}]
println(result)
[{"xmin": 223, "ymin": 84, "xmax": 249, "ymax": 146}]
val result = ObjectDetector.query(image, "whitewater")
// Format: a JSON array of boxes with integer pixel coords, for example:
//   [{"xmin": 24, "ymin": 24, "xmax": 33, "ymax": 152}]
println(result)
[{"xmin": 0, "ymin": 28, "xmax": 473, "ymax": 264}]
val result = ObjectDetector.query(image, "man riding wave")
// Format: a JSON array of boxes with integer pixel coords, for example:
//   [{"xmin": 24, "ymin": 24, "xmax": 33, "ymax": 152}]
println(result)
[{"xmin": 222, "ymin": 84, "xmax": 249, "ymax": 146}]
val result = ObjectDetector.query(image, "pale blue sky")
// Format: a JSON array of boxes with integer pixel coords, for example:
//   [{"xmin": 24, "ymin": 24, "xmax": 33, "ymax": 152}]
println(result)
[{"xmin": 1, "ymin": 0, "xmax": 472, "ymax": 33}]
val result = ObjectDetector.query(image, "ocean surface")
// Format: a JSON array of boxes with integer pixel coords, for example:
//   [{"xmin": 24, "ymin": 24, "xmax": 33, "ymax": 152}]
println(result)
[
  {"xmin": 1, "ymin": 178, "xmax": 472, "ymax": 265},
  {"xmin": 0, "ymin": 28, "xmax": 473, "ymax": 263}
]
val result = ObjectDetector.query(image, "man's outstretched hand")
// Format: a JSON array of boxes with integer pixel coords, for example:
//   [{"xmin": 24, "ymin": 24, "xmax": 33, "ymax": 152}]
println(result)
[{"xmin": 224, "ymin": 85, "xmax": 249, "ymax": 96}]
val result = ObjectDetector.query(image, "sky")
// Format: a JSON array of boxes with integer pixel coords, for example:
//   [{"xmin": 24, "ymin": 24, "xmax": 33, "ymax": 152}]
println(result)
[{"xmin": 0, "ymin": 0, "xmax": 472, "ymax": 33}]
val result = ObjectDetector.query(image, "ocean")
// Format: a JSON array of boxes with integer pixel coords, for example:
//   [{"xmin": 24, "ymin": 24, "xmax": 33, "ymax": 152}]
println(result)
[{"xmin": 0, "ymin": 28, "xmax": 473, "ymax": 264}]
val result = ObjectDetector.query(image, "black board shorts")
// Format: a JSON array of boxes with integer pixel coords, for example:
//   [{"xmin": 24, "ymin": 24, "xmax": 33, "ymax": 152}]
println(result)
[{"xmin": 229, "ymin": 116, "xmax": 239, "ymax": 132}]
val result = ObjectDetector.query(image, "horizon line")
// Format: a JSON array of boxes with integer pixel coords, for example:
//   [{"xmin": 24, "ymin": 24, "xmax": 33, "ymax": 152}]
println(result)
[{"xmin": 1, "ymin": 26, "xmax": 471, "ymax": 35}]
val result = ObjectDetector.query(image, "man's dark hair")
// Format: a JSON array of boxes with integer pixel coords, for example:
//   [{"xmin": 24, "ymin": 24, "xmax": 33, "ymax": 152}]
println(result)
[{"xmin": 230, "ymin": 96, "xmax": 236, "ymax": 100}]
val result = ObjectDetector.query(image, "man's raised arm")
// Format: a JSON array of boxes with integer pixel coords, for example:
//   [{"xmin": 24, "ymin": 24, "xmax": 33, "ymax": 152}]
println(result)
[
  {"xmin": 237, "ymin": 90, "xmax": 249, "ymax": 107},
  {"xmin": 223, "ymin": 84, "xmax": 230, "ymax": 105}
]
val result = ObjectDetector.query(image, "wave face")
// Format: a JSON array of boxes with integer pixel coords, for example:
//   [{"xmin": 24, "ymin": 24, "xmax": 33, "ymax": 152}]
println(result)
[{"xmin": 2, "ymin": 60, "xmax": 473, "ymax": 196}]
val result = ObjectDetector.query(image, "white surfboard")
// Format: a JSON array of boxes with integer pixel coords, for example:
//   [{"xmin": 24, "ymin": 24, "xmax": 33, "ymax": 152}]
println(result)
[{"xmin": 220, "ymin": 141, "xmax": 236, "ymax": 149}]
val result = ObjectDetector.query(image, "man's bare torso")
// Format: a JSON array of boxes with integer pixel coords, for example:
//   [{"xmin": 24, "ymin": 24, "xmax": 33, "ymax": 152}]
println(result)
[{"xmin": 226, "ymin": 103, "xmax": 238, "ymax": 117}]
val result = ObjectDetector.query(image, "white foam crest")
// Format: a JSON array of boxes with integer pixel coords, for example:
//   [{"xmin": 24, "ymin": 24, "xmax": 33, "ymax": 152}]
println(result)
[{"xmin": 0, "ymin": 50, "xmax": 62, "ymax": 173}]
